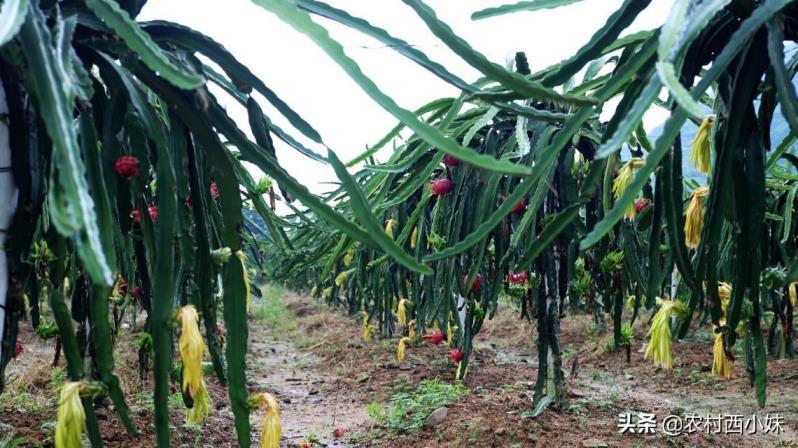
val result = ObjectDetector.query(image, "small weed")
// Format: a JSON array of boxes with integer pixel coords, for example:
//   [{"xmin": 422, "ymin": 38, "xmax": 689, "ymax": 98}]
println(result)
[
  {"xmin": 366, "ymin": 401, "xmax": 387, "ymax": 423},
  {"xmin": 601, "ymin": 335, "xmax": 616, "ymax": 353},
  {"xmin": 169, "ymin": 391, "xmax": 184, "ymax": 408},
  {"xmin": 348, "ymin": 428, "xmax": 381, "ymax": 444},
  {"xmin": 467, "ymin": 424, "xmax": 481, "ymax": 443},
  {"xmin": 47, "ymin": 367, "xmax": 66, "ymax": 389},
  {"xmin": 497, "ymin": 381, "xmax": 526, "ymax": 394},
  {"xmin": 0, "ymin": 430, "xmax": 31, "ymax": 448},
  {"xmin": 305, "ymin": 432, "xmax": 320, "ymax": 444},
  {"xmin": 251, "ymin": 286, "xmax": 297, "ymax": 336},
  {"xmin": 385, "ymin": 379, "xmax": 468, "ymax": 431},
  {"xmin": 131, "ymin": 391, "xmax": 153, "ymax": 408},
  {"xmin": 568, "ymin": 400, "xmax": 586, "ymax": 414},
  {"xmin": 0, "ymin": 390, "xmax": 47, "ymax": 414}
]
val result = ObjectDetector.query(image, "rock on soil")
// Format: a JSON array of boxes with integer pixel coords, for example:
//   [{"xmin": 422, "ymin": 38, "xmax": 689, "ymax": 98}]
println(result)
[{"xmin": 425, "ymin": 407, "xmax": 448, "ymax": 427}]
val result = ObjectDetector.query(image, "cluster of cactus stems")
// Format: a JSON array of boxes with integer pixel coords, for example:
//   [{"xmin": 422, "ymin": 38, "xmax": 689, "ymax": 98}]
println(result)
[
  {"xmin": 2, "ymin": 0, "xmax": 798, "ymax": 447},
  {"xmin": 0, "ymin": 1, "xmax": 317, "ymax": 446},
  {"xmin": 256, "ymin": 0, "xmax": 798, "ymax": 414}
]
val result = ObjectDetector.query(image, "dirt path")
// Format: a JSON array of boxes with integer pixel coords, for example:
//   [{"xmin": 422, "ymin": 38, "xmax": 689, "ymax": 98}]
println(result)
[
  {"xmin": 247, "ymin": 294, "xmax": 368, "ymax": 447},
  {"xmin": 3, "ymin": 286, "xmax": 796, "ymax": 447}
]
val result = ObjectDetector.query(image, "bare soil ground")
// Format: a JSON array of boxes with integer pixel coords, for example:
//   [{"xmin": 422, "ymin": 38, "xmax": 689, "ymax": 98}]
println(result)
[{"xmin": 2, "ymin": 286, "xmax": 797, "ymax": 447}]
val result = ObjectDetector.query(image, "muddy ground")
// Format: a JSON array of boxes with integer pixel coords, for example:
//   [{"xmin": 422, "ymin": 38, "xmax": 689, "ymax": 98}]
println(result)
[{"xmin": 2, "ymin": 285, "xmax": 797, "ymax": 447}]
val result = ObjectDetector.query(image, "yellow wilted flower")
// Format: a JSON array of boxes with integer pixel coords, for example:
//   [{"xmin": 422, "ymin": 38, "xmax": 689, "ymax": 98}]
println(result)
[
  {"xmin": 455, "ymin": 360, "xmax": 466, "ymax": 380},
  {"xmin": 718, "ymin": 282, "xmax": 732, "ymax": 303},
  {"xmin": 335, "ymin": 269, "xmax": 354, "ymax": 288},
  {"xmin": 711, "ymin": 282, "xmax": 734, "ymax": 378},
  {"xmin": 235, "ymin": 251, "xmax": 252, "ymax": 313},
  {"xmin": 625, "ymin": 295, "xmax": 636, "ymax": 311},
  {"xmin": 251, "ymin": 393, "xmax": 281, "ymax": 448},
  {"xmin": 789, "ymin": 282, "xmax": 797, "ymax": 307},
  {"xmin": 446, "ymin": 312, "xmax": 458, "ymax": 345},
  {"xmin": 322, "ymin": 287, "xmax": 332, "ymax": 299},
  {"xmin": 612, "ymin": 158, "xmax": 646, "ymax": 219},
  {"xmin": 360, "ymin": 311, "xmax": 374, "ymax": 341},
  {"xmin": 111, "ymin": 277, "xmax": 126, "ymax": 298},
  {"xmin": 55, "ymin": 382, "xmax": 86, "ymax": 448},
  {"xmin": 410, "ymin": 226, "xmax": 418, "ymax": 249},
  {"xmin": 310, "ymin": 286, "xmax": 318, "ymax": 297},
  {"xmin": 211, "ymin": 247, "xmax": 232, "ymax": 265},
  {"xmin": 342, "ymin": 245, "xmax": 355, "ymax": 267},
  {"xmin": 385, "ymin": 219, "xmax": 399, "ymax": 239},
  {"xmin": 407, "ymin": 319, "xmax": 416, "ymax": 340},
  {"xmin": 684, "ymin": 186, "xmax": 709, "ymax": 249},
  {"xmin": 644, "ymin": 298, "xmax": 687, "ymax": 369},
  {"xmin": 397, "ymin": 299, "xmax": 410, "ymax": 326},
  {"xmin": 690, "ymin": 116, "xmax": 714, "ymax": 174},
  {"xmin": 712, "ymin": 327, "xmax": 733, "ymax": 379},
  {"xmin": 178, "ymin": 306, "xmax": 206, "ymax": 399},
  {"xmin": 177, "ymin": 304, "xmax": 210, "ymax": 424},
  {"xmin": 186, "ymin": 380, "xmax": 210, "ymax": 424},
  {"xmin": 396, "ymin": 337, "xmax": 411, "ymax": 362}
]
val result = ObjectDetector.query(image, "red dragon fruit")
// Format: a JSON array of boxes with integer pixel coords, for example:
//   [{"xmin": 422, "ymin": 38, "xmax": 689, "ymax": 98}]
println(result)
[
  {"xmin": 507, "ymin": 271, "xmax": 528, "ymax": 284},
  {"xmin": 463, "ymin": 273, "xmax": 483, "ymax": 293},
  {"xmin": 449, "ymin": 348, "xmax": 464, "ymax": 363},
  {"xmin": 512, "ymin": 198, "xmax": 528, "ymax": 214},
  {"xmin": 431, "ymin": 178, "xmax": 453, "ymax": 196},
  {"xmin": 442, "ymin": 154, "xmax": 460, "ymax": 167},
  {"xmin": 423, "ymin": 330, "xmax": 445, "ymax": 345},
  {"xmin": 113, "ymin": 156, "xmax": 140, "ymax": 180},
  {"xmin": 148, "ymin": 205, "xmax": 158, "ymax": 222},
  {"xmin": 635, "ymin": 198, "xmax": 650, "ymax": 213}
]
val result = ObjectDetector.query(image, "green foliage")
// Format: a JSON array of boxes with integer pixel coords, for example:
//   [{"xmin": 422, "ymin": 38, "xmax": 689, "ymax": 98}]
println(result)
[
  {"xmin": 252, "ymin": 287, "xmax": 298, "ymax": 336},
  {"xmin": 365, "ymin": 401, "xmax": 387, "ymax": 423},
  {"xmin": 384, "ymin": 379, "xmax": 468, "ymax": 431},
  {"xmin": 619, "ymin": 323, "xmax": 633, "ymax": 345}
]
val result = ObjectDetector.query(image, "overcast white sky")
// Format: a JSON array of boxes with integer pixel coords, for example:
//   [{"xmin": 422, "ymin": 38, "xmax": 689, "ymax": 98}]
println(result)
[{"xmin": 140, "ymin": 1, "xmax": 671, "ymax": 195}]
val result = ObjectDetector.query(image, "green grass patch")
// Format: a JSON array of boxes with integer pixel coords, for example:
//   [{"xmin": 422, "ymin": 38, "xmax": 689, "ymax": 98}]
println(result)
[
  {"xmin": 384, "ymin": 379, "xmax": 468, "ymax": 431},
  {"xmin": 251, "ymin": 284, "xmax": 297, "ymax": 336},
  {"xmin": 366, "ymin": 401, "xmax": 387, "ymax": 423}
]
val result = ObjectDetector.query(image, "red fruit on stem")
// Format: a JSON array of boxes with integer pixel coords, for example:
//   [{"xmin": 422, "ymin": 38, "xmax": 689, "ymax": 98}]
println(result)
[
  {"xmin": 423, "ymin": 330, "xmax": 445, "ymax": 345},
  {"xmin": 512, "ymin": 198, "xmax": 528, "ymax": 214},
  {"xmin": 130, "ymin": 209, "xmax": 141, "ymax": 223},
  {"xmin": 333, "ymin": 427, "xmax": 347, "ymax": 438},
  {"xmin": 148, "ymin": 206, "xmax": 158, "ymax": 222},
  {"xmin": 442, "ymin": 154, "xmax": 460, "ymax": 166},
  {"xmin": 635, "ymin": 198, "xmax": 649, "ymax": 213},
  {"xmin": 130, "ymin": 286, "xmax": 142, "ymax": 300},
  {"xmin": 216, "ymin": 323, "xmax": 226, "ymax": 337},
  {"xmin": 449, "ymin": 348, "xmax": 464, "ymax": 363},
  {"xmin": 431, "ymin": 178, "xmax": 453, "ymax": 196},
  {"xmin": 508, "ymin": 271, "xmax": 528, "ymax": 285},
  {"xmin": 463, "ymin": 273, "xmax": 483, "ymax": 293},
  {"xmin": 113, "ymin": 156, "xmax": 140, "ymax": 180},
  {"xmin": 210, "ymin": 182, "xmax": 219, "ymax": 199},
  {"xmin": 13, "ymin": 341, "xmax": 22, "ymax": 359}
]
